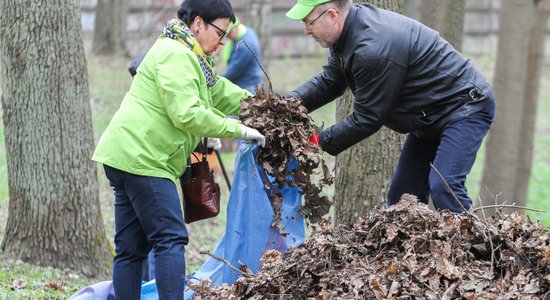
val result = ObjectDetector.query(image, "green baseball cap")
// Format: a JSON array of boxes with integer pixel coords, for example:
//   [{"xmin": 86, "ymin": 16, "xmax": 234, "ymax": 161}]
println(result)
[{"xmin": 286, "ymin": 0, "xmax": 332, "ymax": 20}]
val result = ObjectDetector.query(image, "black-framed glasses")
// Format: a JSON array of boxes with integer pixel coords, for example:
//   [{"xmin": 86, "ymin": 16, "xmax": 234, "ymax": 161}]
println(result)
[
  {"xmin": 303, "ymin": 9, "xmax": 328, "ymax": 29},
  {"xmin": 206, "ymin": 22, "xmax": 228, "ymax": 41}
]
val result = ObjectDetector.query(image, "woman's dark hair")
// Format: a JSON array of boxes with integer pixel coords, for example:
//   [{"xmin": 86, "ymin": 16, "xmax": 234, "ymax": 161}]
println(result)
[{"xmin": 177, "ymin": 0, "xmax": 236, "ymax": 25}]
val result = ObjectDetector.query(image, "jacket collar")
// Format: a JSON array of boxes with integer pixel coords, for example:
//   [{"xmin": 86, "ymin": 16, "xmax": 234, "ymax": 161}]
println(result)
[{"xmin": 332, "ymin": 4, "xmax": 359, "ymax": 54}]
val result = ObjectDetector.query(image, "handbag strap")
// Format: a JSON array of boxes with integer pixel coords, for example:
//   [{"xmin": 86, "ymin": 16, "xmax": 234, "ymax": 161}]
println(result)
[{"xmin": 201, "ymin": 138, "xmax": 208, "ymax": 162}]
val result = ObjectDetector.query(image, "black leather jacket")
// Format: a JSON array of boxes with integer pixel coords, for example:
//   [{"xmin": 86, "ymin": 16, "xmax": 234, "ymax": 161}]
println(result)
[{"xmin": 290, "ymin": 3, "xmax": 495, "ymax": 155}]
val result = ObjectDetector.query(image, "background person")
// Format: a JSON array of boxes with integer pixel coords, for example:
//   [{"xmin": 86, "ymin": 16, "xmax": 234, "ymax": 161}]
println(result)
[
  {"xmin": 286, "ymin": 0, "xmax": 495, "ymax": 212},
  {"xmin": 219, "ymin": 17, "xmax": 263, "ymax": 95},
  {"xmin": 92, "ymin": 0, "xmax": 265, "ymax": 298}
]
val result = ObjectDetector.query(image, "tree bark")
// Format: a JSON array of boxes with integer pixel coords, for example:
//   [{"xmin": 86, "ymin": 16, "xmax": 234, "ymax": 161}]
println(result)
[
  {"xmin": 403, "ymin": 0, "xmax": 419, "ymax": 19},
  {"xmin": 0, "ymin": 0, "xmax": 111, "ymax": 278},
  {"xmin": 479, "ymin": 0, "xmax": 535, "ymax": 216},
  {"xmin": 246, "ymin": 0, "xmax": 271, "ymax": 70},
  {"xmin": 93, "ymin": 0, "xmax": 128, "ymax": 55},
  {"xmin": 419, "ymin": 0, "xmax": 465, "ymax": 51},
  {"xmin": 334, "ymin": 0, "xmax": 405, "ymax": 226},
  {"xmin": 515, "ymin": 0, "xmax": 550, "ymax": 208}
]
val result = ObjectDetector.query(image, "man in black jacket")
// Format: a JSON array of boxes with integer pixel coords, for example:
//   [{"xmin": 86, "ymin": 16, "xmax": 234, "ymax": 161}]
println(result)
[{"xmin": 286, "ymin": 0, "xmax": 496, "ymax": 212}]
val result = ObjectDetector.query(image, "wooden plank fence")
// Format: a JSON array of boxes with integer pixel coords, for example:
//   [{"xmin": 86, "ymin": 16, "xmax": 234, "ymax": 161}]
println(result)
[{"xmin": 79, "ymin": 0, "xmax": 548, "ymax": 58}]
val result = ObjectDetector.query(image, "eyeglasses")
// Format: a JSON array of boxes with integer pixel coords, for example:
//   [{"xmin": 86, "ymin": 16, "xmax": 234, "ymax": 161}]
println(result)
[
  {"xmin": 303, "ymin": 9, "xmax": 328, "ymax": 29},
  {"xmin": 206, "ymin": 22, "xmax": 228, "ymax": 41}
]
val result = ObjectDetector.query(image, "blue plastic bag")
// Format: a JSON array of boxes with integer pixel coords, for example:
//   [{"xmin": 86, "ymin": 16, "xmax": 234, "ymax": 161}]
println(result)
[{"xmin": 70, "ymin": 143, "xmax": 304, "ymax": 299}]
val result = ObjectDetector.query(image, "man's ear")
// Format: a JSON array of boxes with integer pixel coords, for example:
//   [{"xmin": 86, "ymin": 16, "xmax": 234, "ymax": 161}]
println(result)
[{"xmin": 328, "ymin": 8, "xmax": 339, "ymax": 20}]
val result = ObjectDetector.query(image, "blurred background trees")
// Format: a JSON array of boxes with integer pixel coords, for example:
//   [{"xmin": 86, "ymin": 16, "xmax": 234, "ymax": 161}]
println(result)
[
  {"xmin": 480, "ymin": 0, "xmax": 550, "ymax": 216},
  {"xmin": 93, "ymin": 0, "xmax": 129, "ymax": 55},
  {"xmin": 246, "ymin": 0, "xmax": 272, "ymax": 69},
  {"xmin": 419, "ymin": 0, "xmax": 465, "ymax": 51}
]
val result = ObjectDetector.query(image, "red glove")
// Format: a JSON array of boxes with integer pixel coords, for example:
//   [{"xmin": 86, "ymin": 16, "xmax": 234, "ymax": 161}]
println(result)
[{"xmin": 309, "ymin": 133, "xmax": 320, "ymax": 146}]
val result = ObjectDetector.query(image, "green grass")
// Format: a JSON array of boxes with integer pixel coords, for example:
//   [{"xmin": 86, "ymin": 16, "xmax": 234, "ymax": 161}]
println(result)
[
  {"xmin": 0, "ymin": 255, "xmax": 89, "ymax": 300},
  {"xmin": 87, "ymin": 55, "xmax": 134, "ymax": 141},
  {"xmin": 525, "ymin": 71, "xmax": 550, "ymax": 224},
  {"xmin": 0, "ymin": 50, "xmax": 550, "ymax": 298},
  {"xmin": 0, "ymin": 113, "xmax": 7, "ymax": 245},
  {"xmin": 0, "ymin": 86, "xmax": 7, "ymax": 245}
]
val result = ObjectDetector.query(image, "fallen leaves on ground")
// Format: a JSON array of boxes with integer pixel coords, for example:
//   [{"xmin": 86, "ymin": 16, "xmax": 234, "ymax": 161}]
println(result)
[{"xmin": 190, "ymin": 194, "xmax": 550, "ymax": 299}]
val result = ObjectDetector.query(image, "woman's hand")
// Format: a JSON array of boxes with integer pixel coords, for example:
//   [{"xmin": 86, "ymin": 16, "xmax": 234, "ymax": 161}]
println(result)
[{"xmin": 241, "ymin": 125, "xmax": 266, "ymax": 147}]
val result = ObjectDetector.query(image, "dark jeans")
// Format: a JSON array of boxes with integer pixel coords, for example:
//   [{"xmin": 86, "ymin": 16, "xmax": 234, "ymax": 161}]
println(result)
[
  {"xmin": 388, "ymin": 101, "xmax": 495, "ymax": 212},
  {"xmin": 104, "ymin": 165, "xmax": 189, "ymax": 300}
]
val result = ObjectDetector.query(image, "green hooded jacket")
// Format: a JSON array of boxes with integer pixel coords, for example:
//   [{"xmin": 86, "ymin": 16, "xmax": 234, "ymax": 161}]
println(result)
[{"xmin": 92, "ymin": 36, "xmax": 251, "ymax": 180}]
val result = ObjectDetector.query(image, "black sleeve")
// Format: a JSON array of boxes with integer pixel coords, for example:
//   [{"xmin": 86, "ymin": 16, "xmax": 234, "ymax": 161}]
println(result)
[
  {"xmin": 320, "ymin": 55, "xmax": 406, "ymax": 155},
  {"xmin": 289, "ymin": 55, "xmax": 347, "ymax": 113}
]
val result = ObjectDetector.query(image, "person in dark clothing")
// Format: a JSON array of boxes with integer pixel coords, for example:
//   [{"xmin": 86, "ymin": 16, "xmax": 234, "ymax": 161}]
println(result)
[{"xmin": 286, "ymin": 0, "xmax": 496, "ymax": 212}]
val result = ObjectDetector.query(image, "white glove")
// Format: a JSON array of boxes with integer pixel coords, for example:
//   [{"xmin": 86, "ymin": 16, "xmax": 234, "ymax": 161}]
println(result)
[
  {"xmin": 240, "ymin": 125, "xmax": 266, "ymax": 147},
  {"xmin": 206, "ymin": 137, "xmax": 222, "ymax": 151}
]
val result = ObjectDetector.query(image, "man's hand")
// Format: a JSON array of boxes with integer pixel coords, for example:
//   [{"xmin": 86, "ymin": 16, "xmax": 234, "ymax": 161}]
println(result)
[{"xmin": 241, "ymin": 125, "xmax": 266, "ymax": 147}]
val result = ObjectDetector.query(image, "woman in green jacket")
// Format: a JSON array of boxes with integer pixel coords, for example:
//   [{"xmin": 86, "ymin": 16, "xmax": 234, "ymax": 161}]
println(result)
[{"xmin": 92, "ymin": 0, "xmax": 264, "ymax": 298}]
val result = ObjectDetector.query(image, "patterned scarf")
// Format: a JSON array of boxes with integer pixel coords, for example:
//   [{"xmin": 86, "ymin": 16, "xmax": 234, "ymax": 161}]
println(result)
[{"xmin": 162, "ymin": 18, "xmax": 218, "ymax": 87}]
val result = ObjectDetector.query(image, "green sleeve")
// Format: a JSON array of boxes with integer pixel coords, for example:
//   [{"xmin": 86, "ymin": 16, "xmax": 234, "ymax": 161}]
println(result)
[
  {"xmin": 156, "ymin": 45, "xmax": 242, "ymax": 138},
  {"xmin": 210, "ymin": 76, "xmax": 252, "ymax": 116}
]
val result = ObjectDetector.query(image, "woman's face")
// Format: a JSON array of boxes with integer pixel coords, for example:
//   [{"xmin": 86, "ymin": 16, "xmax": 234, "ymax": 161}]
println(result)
[{"xmin": 194, "ymin": 17, "xmax": 230, "ymax": 56}]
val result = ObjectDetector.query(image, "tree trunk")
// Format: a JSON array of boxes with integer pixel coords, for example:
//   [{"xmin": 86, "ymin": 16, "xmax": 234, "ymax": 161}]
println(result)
[
  {"xmin": 368, "ymin": 0, "xmax": 403, "ymax": 11},
  {"xmin": 515, "ymin": 0, "xmax": 550, "ymax": 208},
  {"xmin": 93, "ymin": 0, "xmax": 128, "ymax": 55},
  {"xmin": 334, "ymin": 0, "xmax": 405, "ymax": 226},
  {"xmin": 246, "ymin": 0, "xmax": 271, "ymax": 71},
  {"xmin": 419, "ymin": 0, "xmax": 465, "ymax": 51},
  {"xmin": 403, "ymin": 0, "xmax": 419, "ymax": 19},
  {"xmin": 0, "ymin": 0, "xmax": 112, "ymax": 278},
  {"xmin": 479, "ymin": 0, "xmax": 535, "ymax": 216}
]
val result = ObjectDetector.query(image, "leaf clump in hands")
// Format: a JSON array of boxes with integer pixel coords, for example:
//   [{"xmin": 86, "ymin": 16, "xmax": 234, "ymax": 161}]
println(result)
[{"xmin": 240, "ymin": 88, "xmax": 333, "ymax": 224}]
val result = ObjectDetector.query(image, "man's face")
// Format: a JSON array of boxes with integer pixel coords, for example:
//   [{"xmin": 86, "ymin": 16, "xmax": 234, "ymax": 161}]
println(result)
[{"xmin": 302, "ymin": 7, "xmax": 339, "ymax": 48}]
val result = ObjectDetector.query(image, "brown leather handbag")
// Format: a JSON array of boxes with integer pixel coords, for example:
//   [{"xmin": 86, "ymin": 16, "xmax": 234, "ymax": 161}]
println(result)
[{"xmin": 179, "ymin": 138, "xmax": 221, "ymax": 223}]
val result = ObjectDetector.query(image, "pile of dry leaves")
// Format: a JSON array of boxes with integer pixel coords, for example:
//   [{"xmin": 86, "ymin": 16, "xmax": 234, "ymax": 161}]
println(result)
[
  {"xmin": 240, "ymin": 89, "xmax": 333, "ymax": 224},
  {"xmin": 190, "ymin": 195, "xmax": 549, "ymax": 299}
]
